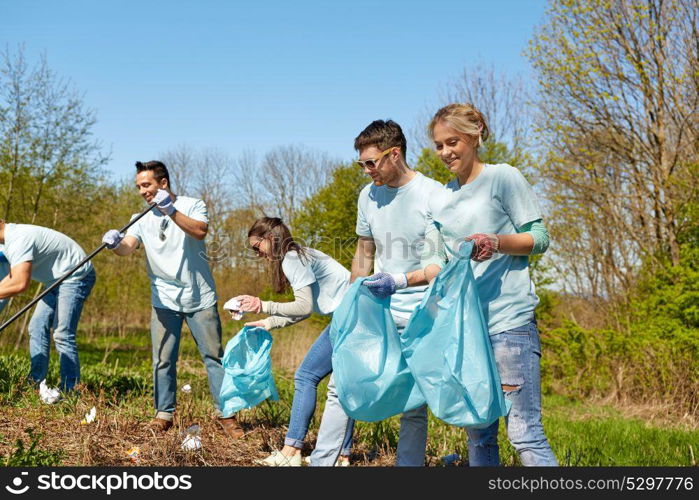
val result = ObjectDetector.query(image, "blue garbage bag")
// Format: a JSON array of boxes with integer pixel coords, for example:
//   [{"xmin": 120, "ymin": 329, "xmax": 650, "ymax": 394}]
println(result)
[
  {"xmin": 0, "ymin": 251, "xmax": 9, "ymax": 313},
  {"xmin": 219, "ymin": 326, "xmax": 278, "ymax": 417},
  {"xmin": 330, "ymin": 278, "xmax": 425, "ymax": 422},
  {"xmin": 401, "ymin": 242, "xmax": 510, "ymax": 427}
]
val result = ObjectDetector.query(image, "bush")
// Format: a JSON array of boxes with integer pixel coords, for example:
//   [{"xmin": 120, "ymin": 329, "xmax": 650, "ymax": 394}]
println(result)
[{"xmin": 1, "ymin": 428, "xmax": 64, "ymax": 466}]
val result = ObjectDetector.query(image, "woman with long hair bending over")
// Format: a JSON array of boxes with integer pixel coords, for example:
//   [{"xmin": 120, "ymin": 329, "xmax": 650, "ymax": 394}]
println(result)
[{"xmin": 230, "ymin": 217, "xmax": 353, "ymax": 466}]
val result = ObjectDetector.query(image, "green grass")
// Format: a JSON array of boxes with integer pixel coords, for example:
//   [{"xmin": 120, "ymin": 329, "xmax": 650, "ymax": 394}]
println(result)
[{"xmin": 0, "ymin": 327, "xmax": 697, "ymax": 466}]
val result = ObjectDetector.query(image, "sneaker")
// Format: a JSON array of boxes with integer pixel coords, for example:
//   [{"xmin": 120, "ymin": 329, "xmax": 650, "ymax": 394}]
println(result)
[
  {"xmin": 303, "ymin": 455, "xmax": 350, "ymax": 466},
  {"xmin": 218, "ymin": 416, "xmax": 244, "ymax": 439},
  {"xmin": 256, "ymin": 449, "xmax": 302, "ymax": 467},
  {"xmin": 148, "ymin": 417, "xmax": 173, "ymax": 432}
]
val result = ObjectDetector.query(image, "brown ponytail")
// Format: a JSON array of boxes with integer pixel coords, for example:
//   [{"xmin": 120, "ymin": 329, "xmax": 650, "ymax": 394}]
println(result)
[{"xmin": 248, "ymin": 217, "xmax": 307, "ymax": 294}]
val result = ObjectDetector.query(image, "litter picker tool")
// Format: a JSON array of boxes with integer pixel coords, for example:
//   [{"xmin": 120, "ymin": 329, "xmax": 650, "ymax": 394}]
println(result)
[{"xmin": 0, "ymin": 202, "xmax": 157, "ymax": 334}]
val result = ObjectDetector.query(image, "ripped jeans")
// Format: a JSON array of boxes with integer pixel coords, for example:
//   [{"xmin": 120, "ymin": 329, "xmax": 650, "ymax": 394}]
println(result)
[{"xmin": 466, "ymin": 320, "xmax": 558, "ymax": 466}]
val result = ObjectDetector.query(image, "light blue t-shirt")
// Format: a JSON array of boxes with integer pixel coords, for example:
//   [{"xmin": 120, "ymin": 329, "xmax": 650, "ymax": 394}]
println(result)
[
  {"xmin": 356, "ymin": 171, "xmax": 444, "ymax": 320},
  {"xmin": 429, "ymin": 163, "xmax": 543, "ymax": 334},
  {"xmin": 126, "ymin": 196, "xmax": 217, "ymax": 313},
  {"xmin": 282, "ymin": 248, "xmax": 350, "ymax": 316},
  {"xmin": 2, "ymin": 223, "xmax": 93, "ymax": 286}
]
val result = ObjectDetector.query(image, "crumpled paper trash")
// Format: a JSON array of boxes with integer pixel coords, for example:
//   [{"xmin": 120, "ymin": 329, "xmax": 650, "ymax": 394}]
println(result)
[
  {"xmin": 223, "ymin": 298, "xmax": 244, "ymax": 321},
  {"xmin": 39, "ymin": 380, "xmax": 60, "ymax": 404},
  {"xmin": 126, "ymin": 446, "xmax": 141, "ymax": 464},
  {"xmin": 181, "ymin": 384, "xmax": 192, "ymax": 393},
  {"xmin": 81, "ymin": 406, "xmax": 96, "ymax": 425},
  {"xmin": 181, "ymin": 424, "xmax": 202, "ymax": 451}
]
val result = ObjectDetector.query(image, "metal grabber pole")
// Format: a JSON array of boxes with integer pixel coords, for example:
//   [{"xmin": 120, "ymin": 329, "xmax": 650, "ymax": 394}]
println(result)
[{"xmin": 0, "ymin": 202, "xmax": 157, "ymax": 334}]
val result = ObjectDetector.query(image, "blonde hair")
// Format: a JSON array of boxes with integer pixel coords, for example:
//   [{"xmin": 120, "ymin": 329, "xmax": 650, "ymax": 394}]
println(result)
[{"xmin": 428, "ymin": 103, "xmax": 490, "ymax": 147}]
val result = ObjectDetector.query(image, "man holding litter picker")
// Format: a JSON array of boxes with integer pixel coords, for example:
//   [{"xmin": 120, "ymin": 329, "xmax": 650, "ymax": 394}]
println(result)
[
  {"xmin": 101, "ymin": 161, "xmax": 242, "ymax": 438},
  {"xmin": 0, "ymin": 221, "xmax": 96, "ymax": 392}
]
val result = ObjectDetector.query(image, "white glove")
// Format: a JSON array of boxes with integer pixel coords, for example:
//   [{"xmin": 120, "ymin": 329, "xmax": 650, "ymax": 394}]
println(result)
[
  {"xmin": 102, "ymin": 229, "xmax": 125, "ymax": 249},
  {"xmin": 152, "ymin": 189, "xmax": 176, "ymax": 216}
]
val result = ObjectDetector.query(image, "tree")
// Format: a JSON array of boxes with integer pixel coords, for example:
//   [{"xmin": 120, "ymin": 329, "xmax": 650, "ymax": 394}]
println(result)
[
  {"xmin": 161, "ymin": 145, "xmax": 236, "ymax": 270},
  {"xmin": 233, "ymin": 144, "xmax": 336, "ymax": 224},
  {"xmin": 0, "ymin": 47, "xmax": 108, "ymax": 224},
  {"xmin": 292, "ymin": 164, "xmax": 368, "ymax": 268},
  {"xmin": 527, "ymin": 0, "xmax": 699, "ymax": 299},
  {"xmin": 412, "ymin": 63, "xmax": 532, "ymax": 167}
]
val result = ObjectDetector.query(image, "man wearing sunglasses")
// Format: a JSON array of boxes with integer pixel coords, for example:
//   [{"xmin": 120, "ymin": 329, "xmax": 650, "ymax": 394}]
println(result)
[
  {"xmin": 101, "ymin": 161, "xmax": 242, "ymax": 439},
  {"xmin": 312, "ymin": 120, "xmax": 443, "ymax": 466}
]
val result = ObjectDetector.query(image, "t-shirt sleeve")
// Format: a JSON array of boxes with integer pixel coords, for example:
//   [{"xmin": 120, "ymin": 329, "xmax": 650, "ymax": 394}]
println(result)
[
  {"xmin": 421, "ymin": 222, "xmax": 448, "ymax": 269},
  {"xmin": 188, "ymin": 199, "xmax": 209, "ymax": 224},
  {"xmin": 282, "ymin": 252, "xmax": 316, "ymax": 290},
  {"xmin": 6, "ymin": 233, "xmax": 35, "ymax": 266},
  {"xmin": 125, "ymin": 213, "xmax": 143, "ymax": 242},
  {"xmin": 355, "ymin": 191, "xmax": 372, "ymax": 238},
  {"xmin": 498, "ymin": 167, "xmax": 543, "ymax": 228}
]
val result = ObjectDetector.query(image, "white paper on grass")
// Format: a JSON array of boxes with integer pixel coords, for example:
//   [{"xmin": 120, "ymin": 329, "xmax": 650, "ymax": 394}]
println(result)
[
  {"xmin": 81, "ymin": 406, "xmax": 96, "ymax": 424},
  {"xmin": 39, "ymin": 380, "xmax": 60, "ymax": 404},
  {"xmin": 181, "ymin": 435, "xmax": 202, "ymax": 451}
]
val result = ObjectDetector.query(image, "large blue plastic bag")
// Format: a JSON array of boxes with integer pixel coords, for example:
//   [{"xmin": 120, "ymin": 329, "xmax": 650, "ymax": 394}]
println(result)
[
  {"xmin": 219, "ymin": 326, "xmax": 278, "ymax": 417},
  {"xmin": 330, "ymin": 278, "xmax": 425, "ymax": 422},
  {"xmin": 401, "ymin": 242, "xmax": 510, "ymax": 427},
  {"xmin": 0, "ymin": 251, "xmax": 9, "ymax": 313}
]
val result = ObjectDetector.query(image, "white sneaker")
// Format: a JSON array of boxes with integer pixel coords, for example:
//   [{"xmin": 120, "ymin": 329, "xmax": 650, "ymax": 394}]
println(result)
[
  {"xmin": 256, "ymin": 449, "xmax": 302, "ymax": 467},
  {"xmin": 303, "ymin": 455, "xmax": 350, "ymax": 466}
]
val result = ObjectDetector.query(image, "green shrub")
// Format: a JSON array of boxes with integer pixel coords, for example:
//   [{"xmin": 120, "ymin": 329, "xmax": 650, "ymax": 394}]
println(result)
[{"xmin": 1, "ymin": 428, "xmax": 64, "ymax": 466}]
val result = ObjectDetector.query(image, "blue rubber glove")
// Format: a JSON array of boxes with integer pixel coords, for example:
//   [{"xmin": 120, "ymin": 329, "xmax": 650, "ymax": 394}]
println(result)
[
  {"xmin": 102, "ymin": 229, "xmax": 125, "ymax": 249},
  {"xmin": 152, "ymin": 189, "xmax": 176, "ymax": 216},
  {"xmin": 363, "ymin": 272, "xmax": 407, "ymax": 298}
]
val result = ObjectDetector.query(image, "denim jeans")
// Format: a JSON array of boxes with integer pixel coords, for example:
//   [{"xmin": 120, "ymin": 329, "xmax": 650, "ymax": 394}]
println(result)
[
  {"xmin": 28, "ymin": 269, "xmax": 96, "ymax": 391},
  {"xmin": 285, "ymin": 324, "xmax": 354, "ymax": 452},
  {"xmin": 150, "ymin": 304, "xmax": 224, "ymax": 420},
  {"xmin": 466, "ymin": 320, "xmax": 558, "ymax": 466},
  {"xmin": 309, "ymin": 373, "xmax": 354, "ymax": 465},
  {"xmin": 309, "ymin": 315, "xmax": 428, "ymax": 467}
]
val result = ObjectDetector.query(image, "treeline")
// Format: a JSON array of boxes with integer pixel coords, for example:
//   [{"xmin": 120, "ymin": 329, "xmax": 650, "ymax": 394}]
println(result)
[{"xmin": 1, "ymin": 0, "xmax": 697, "ymax": 415}]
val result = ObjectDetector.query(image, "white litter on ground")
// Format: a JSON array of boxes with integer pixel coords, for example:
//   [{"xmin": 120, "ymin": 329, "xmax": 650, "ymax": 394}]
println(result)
[
  {"xmin": 81, "ymin": 406, "xmax": 96, "ymax": 424},
  {"xmin": 181, "ymin": 434, "xmax": 202, "ymax": 451},
  {"xmin": 39, "ymin": 380, "xmax": 60, "ymax": 404},
  {"xmin": 181, "ymin": 384, "xmax": 192, "ymax": 393},
  {"xmin": 181, "ymin": 425, "xmax": 202, "ymax": 451}
]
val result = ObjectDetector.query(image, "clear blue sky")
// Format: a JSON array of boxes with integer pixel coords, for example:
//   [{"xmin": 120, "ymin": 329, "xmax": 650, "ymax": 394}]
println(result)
[{"xmin": 2, "ymin": 0, "xmax": 547, "ymax": 181}]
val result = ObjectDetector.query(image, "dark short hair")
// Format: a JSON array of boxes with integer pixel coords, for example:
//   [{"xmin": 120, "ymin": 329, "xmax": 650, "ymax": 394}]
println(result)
[
  {"xmin": 135, "ymin": 161, "xmax": 170, "ymax": 187},
  {"xmin": 354, "ymin": 119, "xmax": 407, "ymax": 159}
]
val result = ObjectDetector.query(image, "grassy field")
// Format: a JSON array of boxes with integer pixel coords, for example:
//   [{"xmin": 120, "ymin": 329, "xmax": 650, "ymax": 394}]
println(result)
[{"xmin": 0, "ymin": 318, "xmax": 696, "ymax": 467}]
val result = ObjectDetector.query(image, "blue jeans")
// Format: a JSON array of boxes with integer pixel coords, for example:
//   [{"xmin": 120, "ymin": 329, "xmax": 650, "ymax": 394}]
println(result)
[
  {"xmin": 309, "ymin": 315, "xmax": 428, "ymax": 467},
  {"xmin": 467, "ymin": 320, "xmax": 558, "ymax": 466},
  {"xmin": 150, "ymin": 304, "xmax": 224, "ymax": 420},
  {"xmin": 309, "ymin": 374, "xmax": 354, "ymax": 465},
  {"xmin": 28, "ymin": 269, "xmax": 96, "ymax": 391},
  {"xmin": 285, "ymin": 324, "xmax": 354, "ymax": 453}
]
